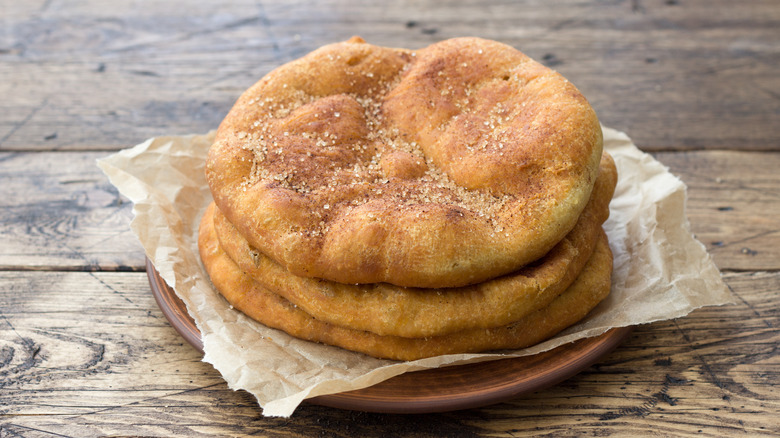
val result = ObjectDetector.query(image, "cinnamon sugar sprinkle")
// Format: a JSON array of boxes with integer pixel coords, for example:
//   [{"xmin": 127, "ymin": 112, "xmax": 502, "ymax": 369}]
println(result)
[{"xmin": 237, "ymin": 74, "xmax": 514, "ymax": 234}]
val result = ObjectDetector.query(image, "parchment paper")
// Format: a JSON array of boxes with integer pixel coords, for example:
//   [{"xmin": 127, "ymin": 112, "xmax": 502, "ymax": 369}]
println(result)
[{"xmin": 98, "ymin": 126, "xmax": 734, "ymax": 417}]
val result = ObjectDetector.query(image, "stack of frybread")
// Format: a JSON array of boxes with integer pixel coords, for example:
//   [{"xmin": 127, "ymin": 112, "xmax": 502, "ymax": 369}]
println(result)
[{"xmin": 198, "ymin": 37, "xmax": 617, "ymax": 361}]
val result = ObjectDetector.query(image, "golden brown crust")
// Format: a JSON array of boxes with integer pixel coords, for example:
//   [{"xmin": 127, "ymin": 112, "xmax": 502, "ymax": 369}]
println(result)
[
  {"xmin": 198, "ymin": 209, "xmax": 613, "ymax": 361},
  {"xmin": 206, "ymin": 37, "xmax": 603, "ymax": 288},
  {"xmin": 211, "ymin": 153, "xmax": 616, "ymax": 338}
]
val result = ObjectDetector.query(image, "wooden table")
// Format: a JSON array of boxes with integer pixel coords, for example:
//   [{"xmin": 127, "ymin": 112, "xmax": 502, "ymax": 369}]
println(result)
[{"xmin": 2, "ymin": 1, "xmax": 778, "ymax": 436}]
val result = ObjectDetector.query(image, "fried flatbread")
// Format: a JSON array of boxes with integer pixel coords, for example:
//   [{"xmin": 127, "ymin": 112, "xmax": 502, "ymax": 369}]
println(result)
[
  {"xmin": 206, "ymin": 37, "xmax": 603, "ymax": 288},
  {"xmin": 210, "ymin": 152, "xmax": 615, "ymax": 338},
  {"xmin": 199, "ymin": 212, "xmax": 612, "ymax": 361}
]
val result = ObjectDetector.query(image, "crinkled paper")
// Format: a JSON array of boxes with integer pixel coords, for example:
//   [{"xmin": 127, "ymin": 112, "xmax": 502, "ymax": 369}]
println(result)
[{"xmin": 98, "ymin": 127, "xmax": 734, "ymax": 417}]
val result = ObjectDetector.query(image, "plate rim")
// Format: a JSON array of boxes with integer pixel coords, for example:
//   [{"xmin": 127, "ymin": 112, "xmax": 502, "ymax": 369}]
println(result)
[{"xmin": 146, "ymin": 258, "xmax": 632, "ymax": 414}]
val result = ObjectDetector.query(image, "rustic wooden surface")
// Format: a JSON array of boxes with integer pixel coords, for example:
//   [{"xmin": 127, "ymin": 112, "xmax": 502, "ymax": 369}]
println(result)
[{"xmin": 1, "ymin": 0, "xmax": 778, "ymax": 436}]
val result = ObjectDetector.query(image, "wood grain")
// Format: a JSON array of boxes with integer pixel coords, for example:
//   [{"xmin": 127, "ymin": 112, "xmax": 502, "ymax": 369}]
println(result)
[
  {"xmin": 1, "ymin": 0, "xmax": 778, "ymax": 151},
  {"xmin": 655, "ymin": 150, "xmax": 780, "ymax": 271},
  {"xmin": 0, "ymin": 270, "xmax": 776, "ymax": 436},
  {"xmin": 0, "ymin": 151, "xmax": 141, "ymax": 271}
]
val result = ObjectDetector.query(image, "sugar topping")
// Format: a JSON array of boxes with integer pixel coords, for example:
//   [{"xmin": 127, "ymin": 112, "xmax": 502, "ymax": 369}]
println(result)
[
  {"xmin": 207, "ymin": 37, "xmax": 605, "ymax": 289},
  {"xmin": 236, "ymin": 72, "xmax": 513, "ymax": 235}
]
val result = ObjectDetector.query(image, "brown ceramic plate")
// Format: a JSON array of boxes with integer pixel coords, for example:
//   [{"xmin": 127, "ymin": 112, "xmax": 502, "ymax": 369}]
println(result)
[{"xmin": 147, "ymin": 258, "xmax": 632, "ymax": 414}]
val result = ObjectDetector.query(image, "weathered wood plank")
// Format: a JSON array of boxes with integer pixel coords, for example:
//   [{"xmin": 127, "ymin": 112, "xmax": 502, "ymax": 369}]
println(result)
[
  {"xmin": 2, "ymin": 149, "xmax": 777, "ymax": 271},
  {"xmin": 1, "ymin": 0, "xmax": 778, "ymax": 151},
  {"xmin": 655, "ymin": 150, "xmax": 780, "ymax": 272},
  {"xmin": 0, "ymin": 270, "xmax": 776, "ymax": 436},
  {"xmin": 0, "ymin": 151, "xmax": 143, "ymax": 271}
]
